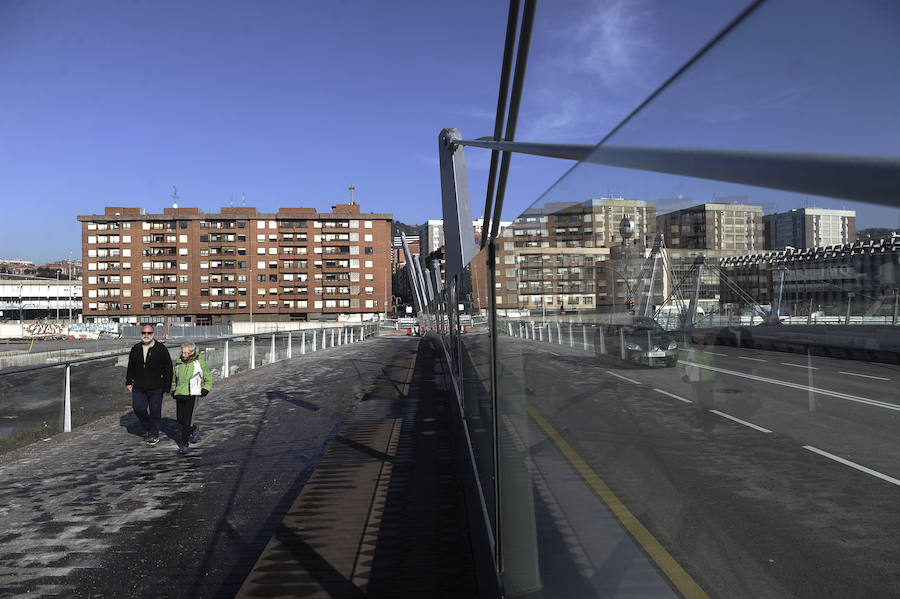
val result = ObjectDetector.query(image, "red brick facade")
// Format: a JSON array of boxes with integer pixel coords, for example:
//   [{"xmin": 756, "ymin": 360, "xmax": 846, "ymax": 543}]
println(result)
[{"xmin": 78, "ymin": 204, "xmax": 392, "ymax": 324}]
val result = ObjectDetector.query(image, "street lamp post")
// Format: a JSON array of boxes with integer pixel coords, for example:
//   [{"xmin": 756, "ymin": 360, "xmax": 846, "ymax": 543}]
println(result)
[
  {"xmin": 609, "ymin": 265, "xmax": 636, "ymax": 314},
  {"xmin": 892, "ymin": 288, "xmax": 899, "ymax": 326},
  {"xmin": 56, "ymin": 270, "xmax": 61, "ymax": 321}
]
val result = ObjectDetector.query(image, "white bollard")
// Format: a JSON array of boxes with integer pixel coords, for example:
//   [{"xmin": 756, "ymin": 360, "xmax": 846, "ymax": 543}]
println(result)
[
  {"xmin": 331, "ymin": 329, "xmax": 335, "ymax": 347},
  {"xmin": 583, "ymin": 325, "xmax": 589, "ymax": 351},
  {"xmin": 557, "ymin": 322, "xmax": 562, "ymax": 344},
  {"xmin": 599, "ymin": 329, "xmax": 606, "ymax": 354},
  {"xmin": 271, "ymin": 334, "xmax": 277, "ymax": 364},
  {"xmin": 312, "ymin": 331, "xmax": 317, "ymax": 352},
  {"xmin": 287, "ymin": 332, "xmax": 292, "ymax": 359},
  {"xmin": 301, "ymin": 332, "xmax": 306, "ymax": 354},
  {"xmin": 63, "ymin": 364, "xmax": 72, "ymax": 432},
  {"xmin": 569, "ymin": 323, "xmax": 574, "ymax": 347},
  {"xmin": 538, "ymin": 325, "xmax": 543, "ymax": 342},
  {"xmin": 223, "ymin": 340, "xmax": 230, "ymax": 378},
  {"xmin": 508, "ymin": 322, "xmax": 513, "ymax": 336},
  {"xmin": 620, "ymin": 329, "xmax": 626, "ymax": 360},
  {"xmin": 250, "ymin": 336, "xmax": 256, "ymax": 369}
]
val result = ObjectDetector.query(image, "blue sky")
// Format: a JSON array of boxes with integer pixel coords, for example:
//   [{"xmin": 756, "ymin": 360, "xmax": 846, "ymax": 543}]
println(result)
[{"xmin": 2, "ymin": 0, "xmax": 896, "ymax": 264}]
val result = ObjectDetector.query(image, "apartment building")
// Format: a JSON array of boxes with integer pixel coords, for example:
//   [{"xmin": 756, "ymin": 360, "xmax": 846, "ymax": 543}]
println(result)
[
  {"xmin": 764, "ymin": 207, "xmax": 856, "ymax": 250},
  {"xmin": 487, "ymin": 198, "xmax": 657, "ymax": 313},
  {"xmin": 0, "ymin": 259, "xmax": 36, "ymax": 276},
  {"xmin": 78, "ymin": 203, "xmax": 392, "ymax": 324},
  {"xmin": 657, "ymin": 202, "xmax": 764, "ymax": 251}
]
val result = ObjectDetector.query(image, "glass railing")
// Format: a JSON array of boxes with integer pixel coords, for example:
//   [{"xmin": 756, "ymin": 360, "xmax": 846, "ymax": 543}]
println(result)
[{"xmin": 429, "ymin": 1, "xmax": 900, "ymax": 597}]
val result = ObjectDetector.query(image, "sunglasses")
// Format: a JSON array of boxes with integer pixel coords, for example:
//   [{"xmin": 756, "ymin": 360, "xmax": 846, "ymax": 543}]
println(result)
[{"xmin": 141, "ymin": 332, "xmax": 154, "ymax": 336}]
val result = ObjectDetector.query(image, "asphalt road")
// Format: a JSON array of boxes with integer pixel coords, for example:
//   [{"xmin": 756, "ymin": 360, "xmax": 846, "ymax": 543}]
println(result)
[{"xmin": 460, "ymin": 328, "xmax": 900, "ymax": 598}]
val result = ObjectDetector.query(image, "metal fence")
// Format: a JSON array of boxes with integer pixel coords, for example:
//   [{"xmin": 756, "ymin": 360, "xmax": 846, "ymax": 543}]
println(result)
[
  {"xmin": 120, "ymin": 324, "xmax": 232, "ymax": 339},
  {"xmin": 0, "ymin": 324, "xmax": 379, "ymax": 444}
]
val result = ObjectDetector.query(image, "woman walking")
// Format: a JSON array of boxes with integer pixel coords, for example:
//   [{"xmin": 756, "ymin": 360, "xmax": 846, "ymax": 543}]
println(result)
[{"xmin": 170, "ymin": 341, "xmax": 212, "ymax": 454}]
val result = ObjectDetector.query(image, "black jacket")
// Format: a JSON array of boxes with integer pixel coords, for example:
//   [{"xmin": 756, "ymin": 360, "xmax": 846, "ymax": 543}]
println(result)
[{"xmin": 126, "ymin": 341, "xmax": 173, "ymax": 391}]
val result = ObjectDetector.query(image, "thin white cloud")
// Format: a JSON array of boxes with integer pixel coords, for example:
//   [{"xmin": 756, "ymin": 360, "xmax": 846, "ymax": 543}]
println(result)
[
  {"xmin": 453, "ymin": 106, "xmax": 496, "ymax": 120},
  {"xmin": 521, "ymin": 0, "xmax": 659, "ymax": 141},
  {"xmin": 566, "ymin": 0, "xmax": 657, "ymax": 87}
]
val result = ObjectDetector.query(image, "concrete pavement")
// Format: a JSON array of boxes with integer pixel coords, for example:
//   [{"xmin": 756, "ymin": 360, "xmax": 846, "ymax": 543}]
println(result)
[{"xmin": 0, "ymin": 334, "xmax": 477, "ymax": 598}]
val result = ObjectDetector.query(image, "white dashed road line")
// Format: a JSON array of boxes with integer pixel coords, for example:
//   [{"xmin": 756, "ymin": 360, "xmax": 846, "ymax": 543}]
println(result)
[
  {"xmin": 709, "ymin": 410, "xmax": 772, "ymax": 433},
  {"xmin": 653, "ymin": 388, "xmax": 692, "ymax": 404},
  {"xmin": 739, "ymin": 356, "xmax": 767, "ymax": 362},
  {"xmin": 781, "ymin": 362, "xmax": 818, "ymax": 370},
  {"xmin": 606, "ymin": 371, "xmax": 642, "ymax": 385},
  {"xmin": 838, "ymin": 371, "xmax": 890, "ymax": 381},
  {"xmin": 803, "ymin": 445, "xmax": 900, "ymax": 487},
  {"xmin": 679, "ymin": 360, "xmax": 900, "ymax": 413}
]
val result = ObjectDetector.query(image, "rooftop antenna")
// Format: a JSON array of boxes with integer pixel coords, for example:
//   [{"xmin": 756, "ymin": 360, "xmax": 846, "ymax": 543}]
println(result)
[
  {"xmin": 171, "ymin": 185, "xmax": 179, "ymax": 209},
  {"xmin": 348, "ymin": 183, "xmax": 356, "ymax": 205}
]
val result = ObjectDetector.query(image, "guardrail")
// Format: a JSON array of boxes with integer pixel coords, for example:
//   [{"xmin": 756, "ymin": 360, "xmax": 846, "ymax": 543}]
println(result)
[{"xmin": 0, "ymin": 324, "xmax": 379, "ymax": 447}]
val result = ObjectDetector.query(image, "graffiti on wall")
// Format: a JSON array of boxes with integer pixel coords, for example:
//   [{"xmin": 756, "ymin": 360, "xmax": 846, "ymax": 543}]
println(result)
[
  {"xmin": 68, "ymin": 322, "xmax": 120, "ymax": 340},
  {"xmin": 24, "ymin": 322, "xmax": 66, "ymax": 337}
]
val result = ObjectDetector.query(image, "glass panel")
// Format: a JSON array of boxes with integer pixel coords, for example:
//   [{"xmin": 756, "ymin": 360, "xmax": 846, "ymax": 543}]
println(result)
[
  {"xmin": 69, "ymin": 355, "xmax": 131, "ymax": 430},
  {"xmin": 228, "ymin": 336, "xmax": 253, "ymax": 377},
  {"xmin": 447, "ymin": 2, "xmax": 900, "ymax": 597},
  {"xmin": 458, "ymin": 253, "xmax": 497, "ymax": 536},
  {"xmin": 0, "ymin": 366, "xmax": 67, "ymax": 445}
]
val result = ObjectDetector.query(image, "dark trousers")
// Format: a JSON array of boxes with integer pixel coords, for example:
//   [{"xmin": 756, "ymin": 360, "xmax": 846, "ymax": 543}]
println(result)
[
  {"xmin": 175, "ymin": 396, "xmax": 197, "ymax": 445},
  {"xmin": 132, "ymin": 387, "xmax": 163, "ymax": 438}
]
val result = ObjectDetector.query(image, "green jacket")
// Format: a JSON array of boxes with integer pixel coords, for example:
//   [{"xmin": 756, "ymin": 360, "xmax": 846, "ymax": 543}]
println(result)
[
  {"xmin": 171, "ymin": 354, "xmax": 213, "ymax": 397},
  {"xmin": 677, "ymin": 345, "xmax": 716, "ymax": 382}
]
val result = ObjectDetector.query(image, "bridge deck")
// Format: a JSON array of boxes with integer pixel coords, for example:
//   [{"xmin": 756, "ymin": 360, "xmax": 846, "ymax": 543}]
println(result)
[{"xmin": 0, "ymin": 335, "xmax": 477, "ymax": 598}]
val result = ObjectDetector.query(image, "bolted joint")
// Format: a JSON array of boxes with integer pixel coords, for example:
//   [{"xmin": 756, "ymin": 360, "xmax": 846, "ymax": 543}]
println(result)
[{"xmin": 440, "ymin": 128, "xmax": 461, "ymax": 152}]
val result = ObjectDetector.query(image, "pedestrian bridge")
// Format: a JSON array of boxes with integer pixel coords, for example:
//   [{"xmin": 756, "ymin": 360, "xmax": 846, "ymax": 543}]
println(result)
[{"xmin": 4, "ymin": 1, "xmax": 900, "ymax": 597}]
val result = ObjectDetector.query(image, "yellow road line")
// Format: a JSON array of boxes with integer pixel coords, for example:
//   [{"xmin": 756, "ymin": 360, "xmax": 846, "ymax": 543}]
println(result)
[{"xmin": 528, "ymin": 405, "xmax": 710, "ymax": 599}]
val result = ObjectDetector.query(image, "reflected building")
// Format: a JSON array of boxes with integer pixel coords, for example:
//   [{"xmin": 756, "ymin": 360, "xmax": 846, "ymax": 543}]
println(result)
[
  {"xmin": 655, "ymin": 202, "xmax": 765, "ymax": 316},
  {"xmin": 764, "ymin": 207, "xmax": 856, "ymax": 250},
  {"xmin": 487, "ymin": 197, "xmax": 658, "ymax": 315},
  {"xmin": 657, "ymin": 202, "xmax": 764, "ymax": 251},
  {"xmin": 720, "ymin": 235, "xmax": 900, "ymax": 317}
]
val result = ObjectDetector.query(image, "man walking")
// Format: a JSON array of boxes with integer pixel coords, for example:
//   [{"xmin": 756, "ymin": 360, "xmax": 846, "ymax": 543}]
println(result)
[{"xmin": 125, "ymin": 324, "xmax": 173, "ymax": 446}]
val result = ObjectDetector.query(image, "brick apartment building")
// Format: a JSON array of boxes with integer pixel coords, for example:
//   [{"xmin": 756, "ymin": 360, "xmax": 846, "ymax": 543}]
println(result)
[
  {"xmin": 475, "ymin": 198, "xmax": 657, "ymax": 314},
  {"xmin": 77, "ymin": 203, "xmax": 392, "ymax": 324}
]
